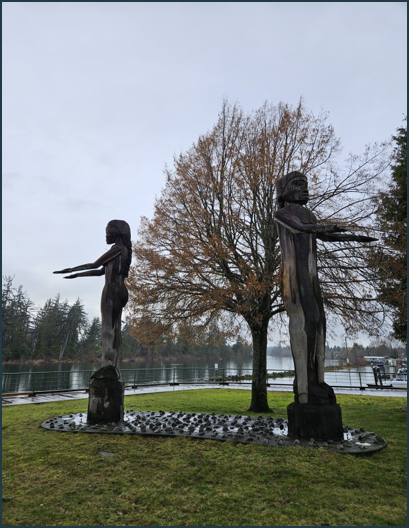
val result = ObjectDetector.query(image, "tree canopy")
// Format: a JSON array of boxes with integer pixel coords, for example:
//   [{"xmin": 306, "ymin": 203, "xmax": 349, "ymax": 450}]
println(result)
[
  {"xmin": 2, "ymin": 276, "xmax": 34, "ymax": 361},
  {"xmin": 127, "ymin": 98, "xmax": 391, "ymax": 412}
]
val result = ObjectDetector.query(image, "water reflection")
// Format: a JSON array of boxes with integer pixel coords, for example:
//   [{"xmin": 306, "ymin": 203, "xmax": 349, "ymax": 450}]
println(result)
[{"xmin": 3, "ymin": 356, "xmax": 380, "ymax": 394}]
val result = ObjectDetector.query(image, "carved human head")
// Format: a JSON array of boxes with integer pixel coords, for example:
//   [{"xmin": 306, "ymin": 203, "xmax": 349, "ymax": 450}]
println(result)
[
  {"xmin": 106, "ymin": 220, "xmax": 131, "ymax": 244},
  {"xmin": 276, "ymin": 171, "xmax": 309, "ymax": 206}
]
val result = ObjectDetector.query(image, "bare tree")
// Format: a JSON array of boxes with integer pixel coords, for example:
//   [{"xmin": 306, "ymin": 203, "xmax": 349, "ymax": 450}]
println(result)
[{"xmin": 126, "ymin": 98, "xmax": 391, "ymax": 412}]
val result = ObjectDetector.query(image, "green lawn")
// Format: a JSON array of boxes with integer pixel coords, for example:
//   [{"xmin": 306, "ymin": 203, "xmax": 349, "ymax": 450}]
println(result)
[{"xmin": 2, "ymin": 389, "xmax": 407, "ymax": 526}]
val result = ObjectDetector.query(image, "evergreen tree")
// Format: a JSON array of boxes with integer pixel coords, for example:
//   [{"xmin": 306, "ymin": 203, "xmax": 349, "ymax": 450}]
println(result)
[
  {"xmin": 58, "ymin": 298, "xmax": 87, "ymax": 360},
  {"xmin": 2, "ymin": 276, "xmax": 34, "ymax": 360},
  {"xmin": 32, "ymin": 295, "xmax": 65, "ymax": 359},
  {"xmin": 121, "ymin": 323, "xmax": 148, "ymax": 359},
  {"xmin": 78, "ymin": 317, "xmax": 102, "ymax": 360},
  {"xmin": 31, "ymin": 295, "xmax": 87, "ymax": 360},
  {"xmin": 372, "ymin": 122, "xmax": 407, "ymax": 342}
]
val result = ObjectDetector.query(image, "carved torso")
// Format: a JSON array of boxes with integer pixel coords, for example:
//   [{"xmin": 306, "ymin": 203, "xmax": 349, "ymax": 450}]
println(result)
[
  {"xmin": 276, "ymin": 204, "xmax": 322, "ymax": 313},
  {"xmin": 103, "ymin": 243, "xmax": 129, "ymax": 306}
]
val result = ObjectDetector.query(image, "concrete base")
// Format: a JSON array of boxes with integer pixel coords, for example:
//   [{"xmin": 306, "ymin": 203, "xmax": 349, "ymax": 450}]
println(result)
[
  {"xmin": 87, "ymin": 369, "xmax": 124, "ymax": 425},
  {"xmin": 287, "ymin": 402, "xmax": 343, "ymax": 441}
]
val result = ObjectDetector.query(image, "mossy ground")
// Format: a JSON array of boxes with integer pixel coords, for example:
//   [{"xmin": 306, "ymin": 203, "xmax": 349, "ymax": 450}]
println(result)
[{"xmin": 2, "ymin": 389, "xmax": 407, "ymax": 526}]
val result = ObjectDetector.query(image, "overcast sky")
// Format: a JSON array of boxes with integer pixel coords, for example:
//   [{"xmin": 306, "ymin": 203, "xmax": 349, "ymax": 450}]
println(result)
[{"xmin": 2, "ymin": 2, "xmax": 407, "ymax": 346}]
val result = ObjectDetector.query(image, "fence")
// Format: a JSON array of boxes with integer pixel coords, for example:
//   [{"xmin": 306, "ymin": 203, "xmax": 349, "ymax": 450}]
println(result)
[{"xmin": 2, "ymin": 367, "xmax": 402, "ymax": 395}]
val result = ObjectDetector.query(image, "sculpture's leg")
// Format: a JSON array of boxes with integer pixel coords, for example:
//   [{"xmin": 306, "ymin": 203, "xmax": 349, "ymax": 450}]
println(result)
[
  {"xmin": 101, "ymin": 297, "xmax": 115, "ymax": 366},
  {"xmin": 287, "ymin": 302, "xmax": 342, "ymax": 440},
  {"xmin": 316, "ymin": 321, "xmax": 325, "ymax": 384},
  {"xmin": 89, "ymin": 297, "xmax": 124, "ymax": 424},
  {"xmin": 113, "ymin": 308, "xmax": 122, "ymax": 367},
  {"xmin": 291, "ymin": 300, "xmax": 329, "ymax": 404},
  {"xmin": 289, "ymin": 309, "xmax": 309, "ymax": 404},
  {"xmin": 315, "ymin": 309, "xmax": 337, "ymax": 404},
  {"xmin": 101, "ymin": 330, "xmax": 115, "ymax": 365}
]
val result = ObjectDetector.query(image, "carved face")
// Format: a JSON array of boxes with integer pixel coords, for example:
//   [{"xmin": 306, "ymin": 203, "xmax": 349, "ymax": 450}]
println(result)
[
  {"xmin": 282, "ymin": 176, "xmax": 309, "ymax": 205},
  {"xmin": 106, "ymin": 224, "xmax": 119, "ymax": 244}
]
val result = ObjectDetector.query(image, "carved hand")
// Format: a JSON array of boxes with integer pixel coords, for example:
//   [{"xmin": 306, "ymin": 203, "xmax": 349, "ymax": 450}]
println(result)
[
  {"xmin": 317, "ymin": 233, "xmax": 378, "ymax": 243},
  {"xmin": 53, "ymin": 268, "xmax": 73, "ymax": 274},
  {"xmin": 337, "ymin": 234, "xmax": 378, "ymax": 242},
  {"xmin": 353, "ymin": 235, "xmax": 378, "ymax": 242}
]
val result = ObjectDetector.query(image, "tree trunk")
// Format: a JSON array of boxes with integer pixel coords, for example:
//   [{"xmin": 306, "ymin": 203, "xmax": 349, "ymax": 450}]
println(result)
[
  {"xmin": 247, "ymin": 321, "xmax": 271, "ymax": 413},
  {"xmin": 59, "ymin": 320, "xmax": 72, "ymax": 361}
]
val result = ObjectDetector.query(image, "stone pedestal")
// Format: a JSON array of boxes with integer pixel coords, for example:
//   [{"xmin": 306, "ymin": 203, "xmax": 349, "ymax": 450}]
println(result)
[
  {"xmin": 287, "ymin": 402, "xmax": 343, "ymax": 441},
  {"xmin": 87, "ymin": 366, "xmax": 124, "ymax": 425}
]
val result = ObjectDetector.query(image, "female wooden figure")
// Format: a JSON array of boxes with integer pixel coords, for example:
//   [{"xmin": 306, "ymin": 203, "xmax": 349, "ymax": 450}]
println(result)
[{"xmin": 54, "ymin": 220, "xmax": 132, "ymax": 369}]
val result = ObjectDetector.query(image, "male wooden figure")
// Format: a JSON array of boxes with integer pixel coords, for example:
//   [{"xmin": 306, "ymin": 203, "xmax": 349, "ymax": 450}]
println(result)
[
  {"xmin": 274, "ymin": 172, "xmax": 376, "ymax": 440},
  {"xmin": 54, "ymin": 220, "xmax": 132, "ymax": 424}
]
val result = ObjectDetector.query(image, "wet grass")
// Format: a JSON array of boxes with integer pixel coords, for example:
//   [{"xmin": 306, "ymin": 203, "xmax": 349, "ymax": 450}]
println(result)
[{"xmin": 2, "ymin": 389, "xmax": 407, "ymax": 526}]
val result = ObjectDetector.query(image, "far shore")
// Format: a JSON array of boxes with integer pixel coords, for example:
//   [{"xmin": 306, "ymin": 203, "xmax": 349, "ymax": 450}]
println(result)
[
  {"xmin": 2, "ymin": 357, "xmax": 359, "ymax": 372},
  {"xmin": 2, "ymin": 354, "xmax": 253, "ymax": 366}
]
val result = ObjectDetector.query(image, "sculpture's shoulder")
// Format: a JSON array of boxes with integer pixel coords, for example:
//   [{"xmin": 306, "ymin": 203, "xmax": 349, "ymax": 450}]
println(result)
[
  {"xmin": 103, "ymin": 243, "xmax": 125, "ymax": 271},
  {"xmin": 286, "ymin": 203, "xmax": 317, "ymax": 224},
  {"xmin": 113, "ymin": 242, "xmax": 129, "ymax": 277},
  {"xmin": 105, "ymin": 243, "xmax": 123, "ymax": 260}
]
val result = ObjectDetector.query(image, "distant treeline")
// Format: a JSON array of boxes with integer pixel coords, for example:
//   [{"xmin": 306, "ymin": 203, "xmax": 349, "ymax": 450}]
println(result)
[
  {"xmin": 267, "ymin": 346, "xmax": 292, "ymax": 357},
  {"xmin": 2, "ymin": 276, "xmax": 252, "ymax": 362}
]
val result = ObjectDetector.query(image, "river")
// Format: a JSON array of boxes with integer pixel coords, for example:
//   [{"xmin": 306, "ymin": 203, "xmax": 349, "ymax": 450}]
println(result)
[
  {"xmin": 2, "ymin": 355, "xmax": 297, "ymax": 374},
  {"xmin": 2, "ymin": 356, "xmax": 381, "ymax": 394}
]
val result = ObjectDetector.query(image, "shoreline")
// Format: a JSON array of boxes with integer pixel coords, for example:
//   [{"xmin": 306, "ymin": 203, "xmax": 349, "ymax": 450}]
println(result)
[
  {"xmin": 2, "ymin": 359, "xmax": 356, "ymax": 371},
  {"xmin": 2, "ymin": 354, "xmax": 254, "ymax": 366}
]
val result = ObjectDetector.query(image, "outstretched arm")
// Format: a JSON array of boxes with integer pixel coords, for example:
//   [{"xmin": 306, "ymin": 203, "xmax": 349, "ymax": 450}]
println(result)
[
  {"xmin": 54, "ymin": 246, "xmax": 122, "ymax": 276},
  {"xmin": 317, "ymin": 233, "xmax": 378, "ymax": 243},
  {"xmin": 63, "ymin": 269, "xmax": 105, "ymax": 279},
  {"xmin": 274, "ymin": 209, "xmax": 346, "ymax": 235}
]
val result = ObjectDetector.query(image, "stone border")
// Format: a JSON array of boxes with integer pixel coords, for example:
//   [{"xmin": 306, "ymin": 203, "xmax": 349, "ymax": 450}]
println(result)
[{"xmin": 41, "ymin": 410, "xmax": 387, "ymax": 456}]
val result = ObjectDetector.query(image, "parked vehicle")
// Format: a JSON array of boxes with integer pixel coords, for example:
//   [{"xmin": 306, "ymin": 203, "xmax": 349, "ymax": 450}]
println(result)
[{"xmin": 390, "ymin": 369, "xmax": 407, "ymax": 389}]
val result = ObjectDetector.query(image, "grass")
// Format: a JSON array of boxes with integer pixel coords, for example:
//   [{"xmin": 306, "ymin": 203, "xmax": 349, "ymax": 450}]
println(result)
[{"xmin": 2, "ymin": 389, "xmax": 407, "ymax": 526}]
